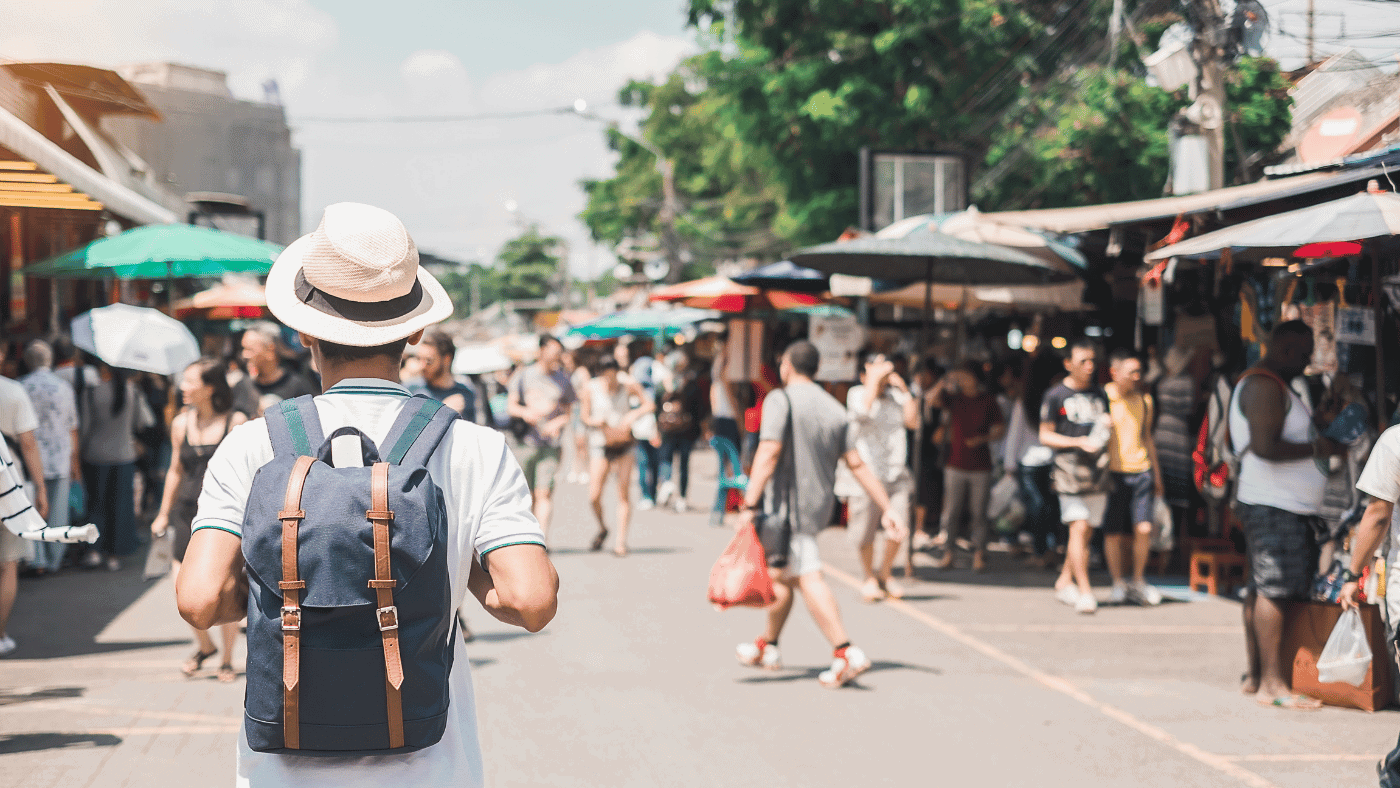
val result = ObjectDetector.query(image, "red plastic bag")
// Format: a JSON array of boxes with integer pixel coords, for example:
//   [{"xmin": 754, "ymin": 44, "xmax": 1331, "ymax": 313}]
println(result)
[{"xmin": 708, "ymin": 523, "xmax": 775, "ymax": 610}]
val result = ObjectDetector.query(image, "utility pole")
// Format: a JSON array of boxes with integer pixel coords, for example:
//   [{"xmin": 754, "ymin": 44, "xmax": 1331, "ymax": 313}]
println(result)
[
  {"xmin": 1183, "ymin": 0, "xmax": 1228, "ymax": 191},
  {"xmin": 1307, "ymin": 0, "xmax": 1315, "ymax": 63},
  {"xmin": 1109, "ymin": 0, "xmax": 1125, "ymax": 68}
]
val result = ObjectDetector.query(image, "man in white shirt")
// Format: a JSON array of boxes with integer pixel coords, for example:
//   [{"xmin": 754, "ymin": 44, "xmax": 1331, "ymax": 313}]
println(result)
[
  {"xmin": 177, "ymin": 203, "xmax": 559, "ymax": 786},
  {"xmin": 842, "ymin": 351, "xmax": 917, "ymax": 602}
]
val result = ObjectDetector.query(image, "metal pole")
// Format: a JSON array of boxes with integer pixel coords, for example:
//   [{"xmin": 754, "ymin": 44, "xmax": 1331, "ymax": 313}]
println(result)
[
  {"xmin": 907, "ymin": 258, "xmax": 934, "ymax": 578},
  {"xmin": 1307, "ymin": 0, "xmax": 1315, "ymax": 63},
  {"xmin": 1374, "ymin": 247, "xmax": 1387, "ymax": 430}
]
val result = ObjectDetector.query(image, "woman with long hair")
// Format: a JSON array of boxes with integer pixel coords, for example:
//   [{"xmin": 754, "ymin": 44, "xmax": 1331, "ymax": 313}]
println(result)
[
  {"xmin": 580, "ymin": 356, "xmax": 653, "ymax": 557},
  {"xmin": 150, "ymin": 359, "xmax": 247, "ymax": 681},
  {"xmin": 79, "ymin": 358, "xmax": 155, "ymax": 571}
]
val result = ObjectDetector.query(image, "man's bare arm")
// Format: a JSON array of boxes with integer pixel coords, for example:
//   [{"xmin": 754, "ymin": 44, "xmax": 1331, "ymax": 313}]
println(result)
[
  {"xmin": 176, "ymin": 528, "xmax": 248, "ymax": 629},
  {"xmin": 1340, "ymin": 499, "xmax": 1394, "ymax": 609},
  {"xmin": 1238, "ymin": 377, "xmax": 1313, "ymax": 461},
  {"xmin": 743, "ymin": 439, "xmax": 782, "ymax": 510},
  {"xmin": 470, "ymin": 544, "xmax": 558, "ymax": 632},
  {"xmin": 1040, "ymin": 421, "xmax": 1087, "ymax": 451}
]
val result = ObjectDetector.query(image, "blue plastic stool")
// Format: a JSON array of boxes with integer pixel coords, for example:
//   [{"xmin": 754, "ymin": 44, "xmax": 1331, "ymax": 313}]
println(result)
[{"xmin": 708, "ymin": 435, "xmax": 747, "ymax": 526}]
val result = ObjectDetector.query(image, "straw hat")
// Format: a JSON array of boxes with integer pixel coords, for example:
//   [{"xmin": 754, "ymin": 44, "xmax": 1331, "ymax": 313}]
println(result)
[{"xmin": 266, "ymin": 203, "xmax": 452, "ymax": 347}]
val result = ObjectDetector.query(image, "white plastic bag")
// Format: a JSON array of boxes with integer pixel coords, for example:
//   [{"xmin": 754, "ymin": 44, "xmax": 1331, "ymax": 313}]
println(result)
[
  {"xmin": 1316, "ymin": 607, "xmax": 1372, "ymax": 686},
  {"xmin": 987, "ymin": 474, "xmax": 1018, "ymax": 521},
  {"xmin": 1151, "ymin": 497, "xmax": 1174, "ymax": 553}
]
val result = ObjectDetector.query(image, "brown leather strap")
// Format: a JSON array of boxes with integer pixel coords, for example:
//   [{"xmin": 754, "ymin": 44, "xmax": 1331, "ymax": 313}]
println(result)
[
  {"xmin": 368, "ymin": 462, "xmax": 405, "ymax": 748},
  {"xmin": 278, "ymin": 455, "xmax": 315, "ymax": 750}
]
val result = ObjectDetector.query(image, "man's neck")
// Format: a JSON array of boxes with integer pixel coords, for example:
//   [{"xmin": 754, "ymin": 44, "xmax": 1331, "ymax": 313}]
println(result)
[
  {"xmin": 1257, "ymin": 357, "xmax": 1295, "ymax": 381},
  {"xmin": 427, "ymin": 370, "xmax": 454, "ymax": 389},
  {"xmin": 255, "ymin": 365, "xmax": 284, "ymax": 386},
  {"xmin": 318, "ymin": 361, "xmax": 402, "ymax": 392},
  {"xmin": 1065, "ymin": 376, "xmax": 1092, "ymax": 392},
  {"xmin": 785, "ymin": 374, "xmax": 813, "ymax": 387}
]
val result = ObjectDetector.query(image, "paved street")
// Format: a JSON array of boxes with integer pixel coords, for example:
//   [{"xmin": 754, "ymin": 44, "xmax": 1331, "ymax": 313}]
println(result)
[{"xmin": 2, "ymin": 447, "xmax": 1398, "ymax": 787}]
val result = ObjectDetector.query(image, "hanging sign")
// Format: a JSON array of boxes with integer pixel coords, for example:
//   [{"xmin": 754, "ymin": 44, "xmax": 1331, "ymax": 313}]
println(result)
[
  {"xmin": 809, "ymin": 312, "xmax": 864, "ymax": 381},
  {"xmin": 1336, "ymin": 306, "xmax": 1376, "ymax": 346}
]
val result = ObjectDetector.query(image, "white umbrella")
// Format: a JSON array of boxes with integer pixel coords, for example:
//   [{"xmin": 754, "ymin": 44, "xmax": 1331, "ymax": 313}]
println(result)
[
  {"xmin": 71, "ymin": 303, "xmax": 201, "ymax": 375},
  {"xmin": 451, "ymin": 344, "xmax": 514, "ymax": 376}
]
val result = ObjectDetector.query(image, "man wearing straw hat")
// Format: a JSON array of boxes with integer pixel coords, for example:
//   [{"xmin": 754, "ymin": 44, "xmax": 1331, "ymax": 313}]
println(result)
[{"xmin": 177, "ymin": 203, "xmax": 559, "ymax": 785}]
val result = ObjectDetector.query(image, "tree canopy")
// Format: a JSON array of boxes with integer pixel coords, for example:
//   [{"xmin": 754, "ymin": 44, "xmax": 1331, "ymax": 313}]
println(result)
[{"xmin": 580, "ymin": 0, "xmax": 1293, "ymax": 261}]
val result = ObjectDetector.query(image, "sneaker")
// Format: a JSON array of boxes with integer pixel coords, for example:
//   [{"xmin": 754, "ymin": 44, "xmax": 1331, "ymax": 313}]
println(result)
[
  {"xmin": 673, "ymin": 498, "xmax": 689, "ymax": 513},
  {"xmin": 577, "ymin": 472, "xmax": 590, "ymax": 485},
  {"xmin": 860, "ymin": 578, "xmax": 886, "ymax": 603},
  {"xmin": 818, "ymin": 645, "xmax": 871, "ymax": 688},
  {"xmin": 657, "ymin": 481, "xmax": 676, "ymax": 507},
  {"xmin": 81, "ymin": 551, "xmax": 103, "ymax": 569},
  {"xmin": 880, "ymin": 577, "xmax": 905, "ymax": 600},
  {"xmin": 105, "ymin": 557, "xmax": 121, "ymax": 572},
  {"xmin": 1107, "ymin": 581, "xmax": 1129, "ymax": 605},
  {"xmin": 0, "ymin": 635, "xmax": 15, "ymax": 657},
  {"xmin": 735, "ymin": 638, "xmax": 782, "ymax": 670},
  {"xmin": 912, "ymin": 531, "xmax": 934, "ymax": 551},
  {"xmin": 638, "ymin": 499, "xmax": 655, "ymax": 512},
  {"xmin": 1075, "ymin": 592, "xmax": 1098, "ymax": 615},
  {"xmin": 1055, "ymin": 584, "xmax": 1080, "ymax": 607},
  {"xmin": 1127, "ymin": 581, "xmax": 1163, "ymax": 607}
]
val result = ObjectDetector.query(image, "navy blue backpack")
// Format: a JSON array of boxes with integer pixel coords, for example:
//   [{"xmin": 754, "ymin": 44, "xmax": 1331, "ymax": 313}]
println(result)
[{"xmin": 241, "ymin": 395, "xmax": 459, "ymax": 754}]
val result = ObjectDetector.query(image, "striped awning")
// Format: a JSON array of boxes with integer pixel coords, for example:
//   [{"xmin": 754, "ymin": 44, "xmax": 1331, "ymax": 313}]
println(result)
[{"xmin": 0, "ymin": 159, "xmax": 102, "ymax": 211}]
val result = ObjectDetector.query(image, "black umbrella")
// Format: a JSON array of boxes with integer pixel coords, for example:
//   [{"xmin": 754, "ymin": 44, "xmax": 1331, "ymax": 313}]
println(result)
[
  {"xmin": 792, "ymin": 228, "xmax": 1076, "ymax": 574},
  {"xmin": 730, "ymin": 260, "xmax": 831, "ymax": 293}
]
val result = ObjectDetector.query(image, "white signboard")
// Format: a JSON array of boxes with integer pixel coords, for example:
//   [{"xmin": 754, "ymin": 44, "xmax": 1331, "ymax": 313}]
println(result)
[{"xmin": 810, "ymin": 313, "xmax": 864, "ymax": 381}]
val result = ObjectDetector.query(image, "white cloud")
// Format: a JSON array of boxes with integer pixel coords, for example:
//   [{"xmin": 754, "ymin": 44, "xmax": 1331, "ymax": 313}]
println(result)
[
  {"xmin": 0, "ymin": 0, "xmax": 336, "ymax": 99},
  {"xmin": 400, "ymin": 50, "xmax": 467, "ymax": 80},
  {"xmin": 480, "ymin": 30, "xmax": 697, "ymax": 110}
]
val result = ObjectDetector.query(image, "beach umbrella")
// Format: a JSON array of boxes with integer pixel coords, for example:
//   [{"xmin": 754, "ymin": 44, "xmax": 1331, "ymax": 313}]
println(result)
[
  {"xmin": 451, "ymin": 344, "xmax": 515, "ymax": 376},
  {"xmin": 71, "ymin": 303, "xmax": 200, "ymax": 375},
  {"xmin": 729, "ymin": 261, "xmax": 831, "ymax": 293},
  {"xmin": 649, "ymin": 276, "xmax": 824, "ymax": 312},
  {"xmin": 900, "ymin": 207, "xmax": 1087, "ymax": 271},
  {"xmin": 869, "ymin": 280, "xmax": 1087, "ymax": 312},
  {"xmin": 25, "ymin": 224, "xmax": 283, "ymax": 279}
]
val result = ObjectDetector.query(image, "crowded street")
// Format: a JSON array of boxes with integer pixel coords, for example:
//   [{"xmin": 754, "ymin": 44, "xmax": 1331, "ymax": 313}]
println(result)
[{"xmin": 3, "ymin": 451, "xmax": 1397, "ymax": 788}]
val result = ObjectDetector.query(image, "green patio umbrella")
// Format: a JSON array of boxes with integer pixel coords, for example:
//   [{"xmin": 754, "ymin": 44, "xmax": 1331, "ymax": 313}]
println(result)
[
  {"xmin": 564, "ymin": 308, "xmax": 719, "ymax": 341},
  {"xmin": 24, "ymin": 224, "xmax": 283, "ymax": 279}
]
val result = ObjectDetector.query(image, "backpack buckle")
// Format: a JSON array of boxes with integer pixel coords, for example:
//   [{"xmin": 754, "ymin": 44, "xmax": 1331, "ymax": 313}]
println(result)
[
  {"xmin": 281, "ymin": 606, "xmax": 301, "ymax": 631},
  {"xmin": 376, "ymin": 606, "xmax": 399, "ymax": 631}
]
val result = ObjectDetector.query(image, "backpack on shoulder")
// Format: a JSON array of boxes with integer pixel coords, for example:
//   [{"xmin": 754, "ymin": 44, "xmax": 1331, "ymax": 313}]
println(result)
[{"xmin": 241, "ymin": 394, "xmax": 459, "ymax": 755}]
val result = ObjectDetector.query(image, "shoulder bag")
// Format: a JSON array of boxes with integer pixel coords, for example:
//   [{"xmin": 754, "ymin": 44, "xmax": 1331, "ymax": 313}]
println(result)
[{"xmin": 755, "ymin": 389, "xmax": 796, "ymax": 568}]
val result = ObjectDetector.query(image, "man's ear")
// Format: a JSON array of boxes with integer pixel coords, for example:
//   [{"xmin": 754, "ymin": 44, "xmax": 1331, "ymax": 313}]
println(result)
[
  {"xmin": 407, "ymin": 329, "xmax": 425, "ymax": 346},
  {"xmin": 298, "ymin": 332, "xmax": 315, "ymax": 350}
]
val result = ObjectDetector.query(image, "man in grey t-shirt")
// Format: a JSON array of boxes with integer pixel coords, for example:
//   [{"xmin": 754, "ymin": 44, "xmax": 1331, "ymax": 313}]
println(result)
[{"xmin": 733, "ymin": 341, "xmax": 905, "ymax": 688}]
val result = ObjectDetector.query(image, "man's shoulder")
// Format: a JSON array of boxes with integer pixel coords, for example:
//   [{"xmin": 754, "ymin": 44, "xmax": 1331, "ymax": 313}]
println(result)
[
  {"xmin": 0, "ymin": 376, "xmax": 30, "ymax": 401},
  {"xmin": 1373, "ymin": 424, "xmax": 1400, "ymax": 459}
]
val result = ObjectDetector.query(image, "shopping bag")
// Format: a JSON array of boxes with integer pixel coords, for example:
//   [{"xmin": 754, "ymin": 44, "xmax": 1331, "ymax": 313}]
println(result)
[
  {"xmin": 1283, "ymin": 601, "xmax": 1393, "ymax": 711},
  {"xmin": 1317, "ymin": 608, "xmax": 1372, "ymax": 686},
  {"xmin": 1151, "ymin": 497, "xmax": 1174, "ymax": 553},
  {"xmin": 143, "ymin": 529, "xmax": 173, "ymax": 580},
  {"xmin": 708, "ymin": 522, "xmax": 776, "ymax": 610}
]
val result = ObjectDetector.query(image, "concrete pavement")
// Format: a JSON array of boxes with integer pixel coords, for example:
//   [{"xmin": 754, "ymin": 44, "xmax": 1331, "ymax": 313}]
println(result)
[{"xmin": 2, "ymin": 446, "xmax": 1397, "ymax": 787}]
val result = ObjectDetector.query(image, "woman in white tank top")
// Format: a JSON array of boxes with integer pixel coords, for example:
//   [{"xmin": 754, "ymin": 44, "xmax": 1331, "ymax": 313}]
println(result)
[{"xmin": 579, "ymin": 357, "xmax": 653, "ymax": 557}]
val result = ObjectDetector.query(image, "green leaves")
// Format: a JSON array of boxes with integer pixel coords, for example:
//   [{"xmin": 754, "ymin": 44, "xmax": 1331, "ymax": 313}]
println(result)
[{"xmin": 801, "ymin": 89, "xmax": 846, "ymax": 120}]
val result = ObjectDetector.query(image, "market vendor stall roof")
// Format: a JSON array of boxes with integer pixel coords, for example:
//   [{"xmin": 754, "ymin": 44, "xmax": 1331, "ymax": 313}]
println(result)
[{"xmin": 982, "ymin": 166, "xmax": 1390, "ymax": 234}]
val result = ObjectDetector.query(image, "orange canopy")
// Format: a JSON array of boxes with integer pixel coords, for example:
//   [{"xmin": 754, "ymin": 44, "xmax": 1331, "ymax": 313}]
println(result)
[{"xmin": 649, "ymin": 276, "xmax": 822, "ymax": 313}]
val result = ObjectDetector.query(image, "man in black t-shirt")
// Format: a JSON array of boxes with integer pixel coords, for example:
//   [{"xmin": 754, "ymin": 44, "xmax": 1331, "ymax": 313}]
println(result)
[
  {"xmin": 1039, "ymin": 339, "xmax": 1112, "ymax": 615},
  {"xmin": 407, "ymin": 329, "xmax": 476, "ymax": 423},
  {"xmin": 241, "ymin": 322, "xmax": 315, "ymax": 411}
]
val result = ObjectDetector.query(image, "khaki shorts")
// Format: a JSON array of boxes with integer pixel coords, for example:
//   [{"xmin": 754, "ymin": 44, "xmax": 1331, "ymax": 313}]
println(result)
[
  {"xmin": 778, "ymin": 533, "xmax": 823, "ymax": 578},
  {"xmin": 0, "ymin": 527, "xmax": 31, "ymax": 564},
  {"xmin": 846, "ymin": 474, "xmax": 911, "ymax": 547},
  {"xmin": 1059, "ymin": 493, "xmax": 1108, "ymax": 526},
  {"xmin": 511, "ymin": 442, "xmax": 561, "ymax": 494}
]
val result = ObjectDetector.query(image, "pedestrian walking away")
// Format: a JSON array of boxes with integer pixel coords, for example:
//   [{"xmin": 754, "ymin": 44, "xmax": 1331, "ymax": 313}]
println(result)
[
  {"xmin": 732, "ymin": 341, "xmax": 906, "ymax": 688},
  {"xmin": 149, "ymin": 358, "xmax": 247, "ymax": 682},
  {"xmin": 77, "ymin": 359, "xmax": 155, "ymax": 572},
  {"xmin": 19, "ymin": 340, "xmax": 78, "ymax": 577},
  {"xmin": 840, "ymin": 350, "xmax": 917, "ymax": 602},
  {"xmin": 580, "ymin": 356, "xmax": 653, "ymax": 556},
  {"xmin": 1101, "ymin": 349, "xmax": 1164, "ymax": 607},
  {"xmin": 506, "ymin": 334, "xmax": 577, "ymax": 540},
  {"xmin": 656, "ymin": 350, "xmax": 707, "ymax": 512},
  {"xmin": 1040, "ymin": 339, "xmax": 1112, "ymax": 614},
  {"xmin": 1231, "ymin": 321, "xmax": 1335, "ymax": 710},
  {"xmin": 176, "ymin": 202, "xmax": 558, "ymax": 786}
]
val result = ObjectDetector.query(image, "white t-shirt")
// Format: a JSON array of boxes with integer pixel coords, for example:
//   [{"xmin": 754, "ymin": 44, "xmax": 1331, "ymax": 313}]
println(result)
[
  {"xmin": 844, "ymin": 384, "xmax": 910, "ymax": 485},
  {"xmin": 191, "ymin": 379, "xmax": 545, "ymax": 788},
  {"xmin": 1357, "ymin": 425, "xmax": 1400, "ymax": 568}
]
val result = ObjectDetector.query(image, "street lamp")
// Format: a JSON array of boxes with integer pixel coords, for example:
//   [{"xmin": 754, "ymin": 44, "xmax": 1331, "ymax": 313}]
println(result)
[{"xmin": 571, "ymin": 99, "xmax": 682, "ymax": 284}]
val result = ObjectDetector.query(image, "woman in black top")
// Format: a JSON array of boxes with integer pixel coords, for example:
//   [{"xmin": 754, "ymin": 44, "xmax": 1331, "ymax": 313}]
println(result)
[
  {"xmin": 657, "ymin": 352, "xmax": 709, "ymax": 511},
  {"xmin": 150, "ymin": 359, "xmax": 247, "ymax": 681}
]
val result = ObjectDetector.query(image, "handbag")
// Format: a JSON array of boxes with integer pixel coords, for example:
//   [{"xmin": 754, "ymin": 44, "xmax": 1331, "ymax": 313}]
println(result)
[
  {"xmin": 602, "ymin": 423, "xmax": 634, "ymax": 450},
  {"xmin": 506, "ymin": 376, "xmax": 531, "ymax": 442},
  {"xmin": 1283, "ymin": 600, "xmax": 1393, "ymax": 711},
  {"xmin": 658, "ymin": 398, "xmax": 694, "ymax": 436},
  {"xmin": 707, "ymin": 522, "xmax": 776, "ymax": 610}
]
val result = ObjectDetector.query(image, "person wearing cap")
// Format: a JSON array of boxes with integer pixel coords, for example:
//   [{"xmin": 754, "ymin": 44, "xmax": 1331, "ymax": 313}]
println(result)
[{"xmin": 176, "ymin": 203, "xmax": 559, "ymax": 785}]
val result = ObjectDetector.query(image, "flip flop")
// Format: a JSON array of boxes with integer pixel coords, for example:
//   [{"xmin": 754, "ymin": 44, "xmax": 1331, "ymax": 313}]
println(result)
[
  {"xmin": 589, "ymin": 528, "xmax": 608, "ymax": 552},
  {"xmin": 182, "ymin": 648, "xmax": 218, "ymax": 677},
  {"xmin": 1258, "ymin": 694, "xmax": 1322, "ymax": 710}
]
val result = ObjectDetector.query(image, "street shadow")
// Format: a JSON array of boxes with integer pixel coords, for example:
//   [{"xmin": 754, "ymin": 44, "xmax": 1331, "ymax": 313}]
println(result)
[
  {"xmin": 904, "ymin": 553, "xmax": 1189, "ymax": 593},
  {"xmin": 11, "ymin": 541, "xmax": 193, "ymax": 659},
  {"xmin": 468, "ymin": 630, "xmax": 542, "ymax": 644},
  {"xmin": 468, "ymin": 657, "xmax": 497, "ymax": 669},
  {"xmin": 0, "ymin": 733, "xmax": 121, "ymax": 754},
  {"xmin": 0, "ymin": 686, "xmax": 84, "ymax": 707},
  {"xmin": 891, "ymin": 594, "xmax": 957, "ymax": 602},
  {"xmin": 737, "ymin": 659, "xmax": 941, "ymax": 685}
]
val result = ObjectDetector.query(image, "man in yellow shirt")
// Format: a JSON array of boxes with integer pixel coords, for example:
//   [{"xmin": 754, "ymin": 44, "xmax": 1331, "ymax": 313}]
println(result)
[{"xmin": 1103, "ymin": 349, "xmax": 1163, "ymax": 606}]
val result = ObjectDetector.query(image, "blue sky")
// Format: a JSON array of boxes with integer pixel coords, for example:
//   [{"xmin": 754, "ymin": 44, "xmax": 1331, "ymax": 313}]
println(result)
[{"xmin": 2, "ymin": 0, "xmax": 1400, "ymax": 278}]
